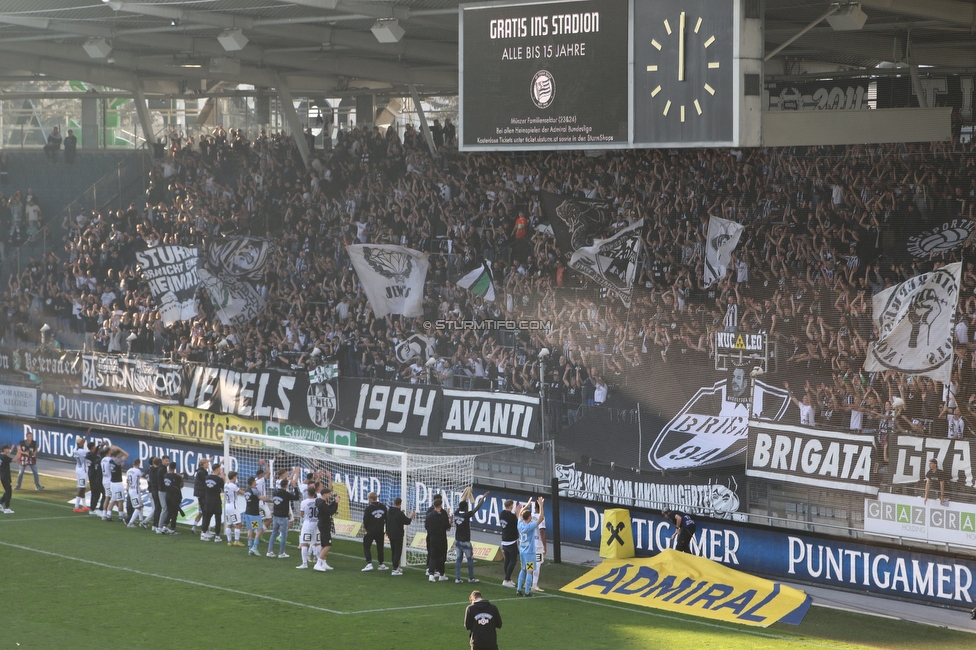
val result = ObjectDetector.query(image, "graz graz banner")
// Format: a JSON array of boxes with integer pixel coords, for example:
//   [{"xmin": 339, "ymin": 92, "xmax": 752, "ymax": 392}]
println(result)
[
  {"xmin": 555, "ymin": 461, "xmax": 742, "ymax": 519},
  {"xmin": 441, "ymin": 388, "xmax": 541, "ymax": 448},
  {"xmin": 81, "ymin": 353, "xmax": 183, "ymax": 404},
  {"xmin": 182, "ymin": 365, "xmax": 336, "ymax": 431},
  {"xmin": 748, "ymin": 422, "xmax": 877, "ymax": 495},
  {"xmin": 865, "ymin": 492, "xmax": 976, "ymax": 550},
  {"xmin": 890, "ymin": 434, "xmax": 974, "ymax": 487},
  {"xmin": 136, "ymin": 245, "xmax": 199, "ymax": 326}
]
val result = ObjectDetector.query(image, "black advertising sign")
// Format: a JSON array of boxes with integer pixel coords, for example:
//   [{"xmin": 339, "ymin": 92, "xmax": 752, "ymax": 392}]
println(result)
[
  {"xmin": 748, "ymin": 421, "xmax": 877, "ymax": 495},
  {"xmin": 460, "ymin": 0, "xmax": 629, "ymax": 150},
  {"xmin": 441, "ymin": 388, "xmax": 541, "ymax": 448},
  {"xmin": 334, "ymin": 377, "xmax": 441, "ymax": 439},
  {"xmin": 81, "ymin": 353, "xmax": 183, "ymax": 404}
]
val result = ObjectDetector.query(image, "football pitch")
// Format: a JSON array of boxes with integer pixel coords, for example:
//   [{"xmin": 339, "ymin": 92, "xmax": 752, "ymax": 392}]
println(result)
[{"xmin": 1, "ymin": 477, "xmax": 971, "ymax": 650}]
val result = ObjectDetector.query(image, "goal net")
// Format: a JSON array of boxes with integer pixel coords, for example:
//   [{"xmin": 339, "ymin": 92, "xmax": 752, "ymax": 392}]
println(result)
[{"xmin": 223, "ymin": 431, "xmax": 475, "ymax": 567}]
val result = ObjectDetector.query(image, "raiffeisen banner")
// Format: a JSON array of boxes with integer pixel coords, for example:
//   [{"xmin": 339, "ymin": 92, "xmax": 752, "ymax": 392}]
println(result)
[{"xmin": 562, "ymin": 550, "xmax": 811, "ymax": 627}]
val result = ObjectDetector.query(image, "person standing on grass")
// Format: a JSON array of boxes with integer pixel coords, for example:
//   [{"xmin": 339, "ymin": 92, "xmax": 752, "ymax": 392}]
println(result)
[
  {"xmin": 224, "ymin": 470, "xmax": 245, "ymax": 546},
  {"xmin": 104, "ymin": 448, "xmax": 129, "ymax": 522},
  {"xmin": 454, "ymin": 491, "xmax": 489, "ymax": 584},
  {"xmin": 425, "ymin": 497, "xmax": 452, "ymax": 582},
  {"xmin": 254, "ymin": 462, "xmax": 272, "ymax": 536},
  {"xmin": 529, "ymin": 499, "xmax": 547, "ymax": 593},
  {"xmin": 314, "ymin": 485, "xmax": 339, "ymax": 572},
  {"xmin": 243, "ymin": 476, "xmax": 272, "ymax": 556},
  {"xmin": 125, "ymin": 459, "xmax": 148, "ymax": 528},
  {"xmin": 661, "ymin": 507, "xmax": 696, "ymax": 554},
  {"xmin": 88, "ymin": 441, "xmax": 109, "ymax": 515},
  {"xmin": 296, "ymin": 485, "xmax": 321, "ymax": 570},
  {"xmin": 387, "ymin": 497, "xmax": 415, "ymax": 576},
  {"xmin": 1, "ymin": 444, "xmax": 14, "ymax": 514},
  {"xmin": 190, "ymin": 458, "xmax": 210, "ymax": 535},
  {"xmin": 267, "ymin": 467, "xmax": 301, "ymax": 558},
  {"xmin": 361, "ymin": 491, "xmax": 389, "ymax": 572},
  {"xmin": 160, "ymin": 462, "xmax": 183, "ymax": 535},
  {"xmin": 499, "ymin": 500, "xmax": 518, "ymax": 588},
  {"xmin": 464, "ymin": 590, "xmax": 502, "ymax": 650},
  {"xmin": 200, "ymin": 463, "xmax": 225, "ymax": 542},
  {"xmin": 72, "ymin": 435, "xmax": 90, "ymax": 512},
  {"xmin": 147, "ymin": 456, "xmax": 163, "ymax": 531},
  {"xmin": 98, "ymin": 448, "xmax": 113, "ymax": 516},
  {"xmin": 15, "ymin": 430, "xmax": 43, "ymax": 491},
  {"xmin": 516, "ymin": 497, "xmax": 544, "ymax": 597}
]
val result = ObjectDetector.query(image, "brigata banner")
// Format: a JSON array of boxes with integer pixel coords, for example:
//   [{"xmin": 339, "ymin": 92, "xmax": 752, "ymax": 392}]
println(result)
[
  {"xmin": 159, "ymin": 404, "xmax": 262, "ymax": 446},
  {"xmin": 38, "ymin": 390, "xmax": 157, "ymax": 430},
  {"xmin": 748, "ymin": 421, "xmax": 877, "ymax": 494},
  {"xmin": 81, "ymin": 353, "xmax": 183, "ymax": 404},
  {"xmin": 865, "ymin": 492, "xmax": 976, "ymax": 550},
  {"xmin": 335, "ymin": 378, "xmax": 441, "ymax": 439},
  {"xmin": 0, "ymin": 385, "xmax": 36, "ymax": 418},
  {"xmin": 473, "ymin": 485, "xmax": 976, "ymax": 607},
  {"xmin": 441, "ymin": 388, "xmax": 540, "ymax": 448},
  {"xmin": 890, "ymin": 434, "xmax": 974, "ymax": 487},
  {"xmin": 562, "ymin": 551, "xmax": 811, "ymax": 628}
]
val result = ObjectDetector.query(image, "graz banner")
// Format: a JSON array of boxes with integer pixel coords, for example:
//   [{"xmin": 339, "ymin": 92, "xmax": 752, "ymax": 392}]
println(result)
[
  {"xmin": 81, "ymin": 353, "xmax": 183, "ymax": 404},
  {"xmin": 562, "ymin": 551, "xmax": 811, "ymax": 627},
  {"xmin": 890, "ymin": 434, "xmax": 974, "ymax": 487},
  {"xmin": 865, "ymin": 492, "xmax": 976, "ymax": 550},
  {"xmin": 335, "ymin": 377, "xmax": 441, "ymax": 439},
  {"xmin": 38, "ymin": 390, "xmax": 158, "ymax": 430},
  {"xmin": 555, "ymin": 461, "xmax": 742, "ymax": 519},
  {"xmin": 159, "ymin": 404, "xmax": 262, "ymax": 446},
  {"xmin": 646, "ymin": 380, "xmax": 790, "ymax": 471},
  {"xmin": 441, "ymin": 388, "xmax": 541, "ymax": 448},
  {"xmin": 182, "ymin": 364, "xmax": 337, "ymax": 431},
  {"xmin": 136, "ymin": 245, "xmax": 200, "ymax": 325},
  {"xmin": 748, "ymin": 422, "xmax": 877, "ymax": 495}
]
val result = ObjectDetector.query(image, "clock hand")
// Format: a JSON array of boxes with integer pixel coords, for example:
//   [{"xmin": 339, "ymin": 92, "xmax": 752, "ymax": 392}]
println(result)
[{"xmin": 678, "ymin": 11, "xmax": 686, "ymax": 82}]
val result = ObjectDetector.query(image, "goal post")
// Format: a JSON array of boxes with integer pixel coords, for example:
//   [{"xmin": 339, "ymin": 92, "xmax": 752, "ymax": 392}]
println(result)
[{"xmin": 223, "ymin": 430, "xmax": 476, "ymax": 567}]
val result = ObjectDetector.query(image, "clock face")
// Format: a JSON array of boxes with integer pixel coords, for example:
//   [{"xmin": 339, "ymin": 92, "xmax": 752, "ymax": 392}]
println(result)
[{"xmin": 633, "ymin": 0, "xmax": 736, "ymax": 145}]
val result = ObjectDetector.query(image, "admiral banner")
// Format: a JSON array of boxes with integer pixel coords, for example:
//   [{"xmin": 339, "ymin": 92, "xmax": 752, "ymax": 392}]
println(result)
[
  {"xmin": 562, "ymin": 551, "xmax": 811, "ymax": 628},
  {"xmin": 865, "ymin": 492, "xmax": 976, "ymax": 550},
  {"xmin": 890, "ymin": 434, "xmax": 974, "ymax": 487},
  {"xmin": 555, "ymin": 461, "xmax": 742, "ymax": 519},
  {"xmin": 748, "ymin": 422, "xmax": 877, "ymax": 495},
  {"xmin": 0, "ymin": 385, "xmax": 36, "ymax": 418},
  {"xmin": 136, "ymin": 245, "xmax": 199, "ymax": 326},
  {"xmin": 38, "ymin": 390, "xmax": 157, "ymax": 430},
  {"xmin": 442, "ymin": 388, "xmax": 541, "ymax": 448},
  {"xmin": 159, "ymin": 404, "xmax": 262, "ymax": 446},
  {"xmin": 81, "ymin": 353, "xmax": 183, "ymax": 404},
  {"xmin": 646, "ymin": 380, "xmax": 790, "ymax": 471},
  {"xmin": 336, "ymin": 378, "xmax": 441, "ymax": 439},
  {"xmin": 182, "ymin": 365, "xmax": 337, "ymax": 431},
  {"xmin": 460, "ymin": 0, "xmax": 629, "ymax": 150}
]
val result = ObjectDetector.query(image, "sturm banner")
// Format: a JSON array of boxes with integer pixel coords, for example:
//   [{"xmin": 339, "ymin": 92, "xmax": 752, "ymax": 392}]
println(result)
[
  {"xmin": 441, "ymin": 388, "xmax": 541, "ymax": 448},
  {"xmin": 567, "ymin": 219, "xmax": 643, "ymax": 307},
  {"xmin": 335, "ymin": 377, "xmax": 441, "ymax": 439},
  {"xmin": 17, "ymin": 348, "xmax": 80, "ymax": 386},
  {"xmin": 748, "ymin": 421, "xmax": 877, "ymax": 495},
  {"xmin": 136, "ymin": 245, "xmax": 200, "ymax": 326},
  {"xmin": 554, "ymin": 461, "xmax": 742, "ymax": 519},
  {"xmin": 81, "ymin": 353, "xmax": 183, "ymax": 404},
  {"xmin": 199, "ymin": 237, "xmax": 274, "ymax": 327}
]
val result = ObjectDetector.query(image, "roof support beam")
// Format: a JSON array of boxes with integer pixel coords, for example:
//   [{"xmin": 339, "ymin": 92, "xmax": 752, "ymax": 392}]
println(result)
[
  {"xmin": 273, "ymin": 71, "xmax": 311, "ymax": 168},
  {"xmin": 858, "ymin": 0, "xmax": 976, "ymax": 29},
  {"xmin": 132, "ymin": 79, "xmax": 157, "ymax": 145}
]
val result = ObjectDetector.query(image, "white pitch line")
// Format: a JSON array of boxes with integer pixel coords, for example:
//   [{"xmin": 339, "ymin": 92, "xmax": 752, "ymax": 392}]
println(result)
[
  {"xmin": 350, "ymin": 595, "xmax": 547, "ymax": 616},
  {"xmin": 0, "ymin": 515, "xmax": 88, "ymax": 523},
  {"xmin": 546, "ymin": 593, "xmax": 852, "ymax": 650}
]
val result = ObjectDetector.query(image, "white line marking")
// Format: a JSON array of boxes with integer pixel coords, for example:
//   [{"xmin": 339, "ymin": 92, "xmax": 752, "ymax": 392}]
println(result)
[
  {"xmin": 547, "ymin": 593, "xmax": 850, "ymax": 649},
  {"xmin": 351, "ymin": 595, "xmax": 546, "ymax": 616},
  {"xmin": 0, "ymin": 515, "xmax": 87, "ymax": 523}
]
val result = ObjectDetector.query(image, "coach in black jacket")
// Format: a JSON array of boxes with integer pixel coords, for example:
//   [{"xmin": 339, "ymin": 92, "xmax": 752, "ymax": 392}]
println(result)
[
  {"xmin": 425, "ymin": 497, "xmax": 451, "ymax": 581},
  {"xmin": 361, "ymin": 491, "xmax": 388, "ymax": 571}
]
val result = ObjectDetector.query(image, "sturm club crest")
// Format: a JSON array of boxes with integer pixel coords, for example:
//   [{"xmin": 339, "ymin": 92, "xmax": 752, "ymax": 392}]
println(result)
[
  {"xmin": 907, "ymin": 219, "xmax": 975, "ymax": 259},
  {"xmin": 530, "ymin": 69, "xmax": 555, "ymax": 109},
  {"xmin": 307, "ymin": 382, "xmax": 338, "ymax": 428}
]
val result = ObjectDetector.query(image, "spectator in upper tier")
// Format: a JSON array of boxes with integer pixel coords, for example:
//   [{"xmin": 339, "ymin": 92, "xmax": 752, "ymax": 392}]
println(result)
[
  {"xmin": 923, "ymin": 458, "xmax": 949, "ymax": 507},
  {"xmin": 44, "ymin": 126, "xmax": 62, "ymax": 163},
  {"xmin": 63, "ymin": 130, "xmax": 78, "ymax": 164}
]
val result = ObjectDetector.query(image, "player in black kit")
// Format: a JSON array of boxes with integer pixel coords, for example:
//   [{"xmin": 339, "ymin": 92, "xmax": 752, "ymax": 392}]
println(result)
[
  {"xmin": 314, "ymin": 486, "xmax": 339, "ymax": 571},
  {"xmin": 160, "ymin": 463, "xmax": 183, "ymax": 534},
  {"xmin": 387, "ymin": 497, "xmax": 415, "ymax": 576},
  {"xmin": 361, "ymin": 491, "xmax": 388, "ymax": 572},
  {"xmin": 200, "ymin": 463, "xmax": 225, "ymax": 542}
]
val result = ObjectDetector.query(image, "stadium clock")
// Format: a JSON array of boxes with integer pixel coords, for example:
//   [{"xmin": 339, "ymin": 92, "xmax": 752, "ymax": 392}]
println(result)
[{"xmin": 633, "ymin": 0, "xmax": 737, "ymax": 146}]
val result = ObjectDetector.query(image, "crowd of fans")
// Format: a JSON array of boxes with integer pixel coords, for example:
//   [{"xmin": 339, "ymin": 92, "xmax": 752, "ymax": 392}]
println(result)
[{"xmin": 3, "ymin": 121, "xmax": 976, "ymax": 437}]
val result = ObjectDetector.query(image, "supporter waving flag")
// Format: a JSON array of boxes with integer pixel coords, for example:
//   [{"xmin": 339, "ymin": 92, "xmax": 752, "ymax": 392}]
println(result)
[
  {"xmin": 198, "ymin": 237, "xmax": 273, "ymax": 327},
  {"xmin": 346, "ymin": 244, "xmax": 428, "ymax": 318},
  {"xmin": 456, "ymin": 261, "xmax": 496, "ymax": 302},
  {"xmin": 864, "ymin": 262, "xmax": 961, "ymax": 384},
  {"xmin": 703, "ymin": 216, "xmax": 744, "ymax": 286},
  {"xmin": 567, "ymin": 220, "xmax": 643, "ymax": 307}
]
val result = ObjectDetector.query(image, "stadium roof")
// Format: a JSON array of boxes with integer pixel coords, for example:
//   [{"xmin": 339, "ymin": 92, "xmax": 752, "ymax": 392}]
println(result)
[{"xmin": 0, "ymin": 0, "xmax": 972, "ymax": 96}]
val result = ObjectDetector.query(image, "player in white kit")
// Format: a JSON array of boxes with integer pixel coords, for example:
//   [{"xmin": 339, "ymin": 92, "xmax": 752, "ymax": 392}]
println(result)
[
  {"xmin": 255, "ymin": 462, "xmax": 272, "ymax": 534},
  {"xmin": 296, "ymin": 485, "xmax": 321, "ymax": 569},
  {"xmin": 99, "ymin": 452, "xmax": 113, "ymax": 516},
  {"xmin": 72, "ymin": 435, "xmax": 89, "ymax": 513},
  {"xmin": 531, "ymin": 500, "xmax": 547, "ymax": 592},
  {"xmin": 224, "ymin": 470, "xmax": 245, "ymax": 546},
  {"xmin": 125, "ymin": 459, "xmax": 147, "ymax": 528}
]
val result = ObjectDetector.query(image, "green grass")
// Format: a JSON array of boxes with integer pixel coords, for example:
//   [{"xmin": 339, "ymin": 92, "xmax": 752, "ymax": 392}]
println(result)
[{"xmin": 0, "ymin": 477, "xmax": 972, "ymax": 650}]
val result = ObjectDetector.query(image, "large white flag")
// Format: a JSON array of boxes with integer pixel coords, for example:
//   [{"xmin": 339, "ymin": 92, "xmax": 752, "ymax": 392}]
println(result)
[
  {"xmin": 704, "ymin": 216, "xmax": 745, "ymax": 286},
  {"xmin": 347, "ymin": 244, "xmax": 428, "ymax": 318},
  {"xmin": 864, "ymin": 262, "xmax": 961, "ymax": 383},
  {"xmin": 568, "ymin": 219, "xmax": 643, "ymax": 307}
]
